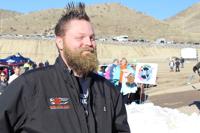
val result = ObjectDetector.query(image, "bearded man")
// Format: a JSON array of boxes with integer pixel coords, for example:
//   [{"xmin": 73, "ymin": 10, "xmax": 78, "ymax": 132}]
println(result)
[{"xmin": 0, "ymin": 2, "xmax": 130, "ymax": 133}]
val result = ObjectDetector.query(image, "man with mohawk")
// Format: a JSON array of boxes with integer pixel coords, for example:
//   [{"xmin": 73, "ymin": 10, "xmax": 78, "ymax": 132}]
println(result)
[{"xmin": 0, "ymin": 2, "xmax": 130, "ymax": 133}]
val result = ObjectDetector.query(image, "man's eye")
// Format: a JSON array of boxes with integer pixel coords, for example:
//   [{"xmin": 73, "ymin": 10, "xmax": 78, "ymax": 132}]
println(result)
[
  {"xmin": 90, "ymin": 36, "xmax": 95, "ymax": 41},
  {"xmin": 76, "ymin": 37, "xmax": 83, "ymax": 40}
]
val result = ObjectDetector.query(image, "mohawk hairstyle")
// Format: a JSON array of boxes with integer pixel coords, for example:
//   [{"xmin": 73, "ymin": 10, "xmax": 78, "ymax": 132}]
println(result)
[{"xmin": 55, "ymin": 2, "xmax": 90, "ymax": 36}]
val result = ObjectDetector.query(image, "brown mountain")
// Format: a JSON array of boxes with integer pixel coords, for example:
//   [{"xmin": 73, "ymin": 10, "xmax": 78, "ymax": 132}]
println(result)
[
  {"xmin": 0, "ymin": 9, "xmax": 63, "ymax": 35},
  {"xmin": 0, "ymin": 9, "xmax": 21, "ymax": 19},
  {"xmin": 0, "ymin": 3, "xmax": 199, "ymax": 42},
  {"xmin": 86, "ymin": 3, "xmax": 178, "ymax": 40},
  {"xmin": 166, "ymin": 2, "xmax": 200, "ymax": 42}
]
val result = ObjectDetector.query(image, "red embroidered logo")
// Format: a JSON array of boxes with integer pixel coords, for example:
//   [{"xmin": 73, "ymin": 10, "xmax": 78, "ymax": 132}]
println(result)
[{"xmin": 49, "ymin": 97, "xmax": 71, "ymax": 109}]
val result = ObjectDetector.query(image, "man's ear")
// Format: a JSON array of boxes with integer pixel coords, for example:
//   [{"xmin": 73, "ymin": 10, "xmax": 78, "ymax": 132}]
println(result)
[{"xmin": 56, "ymin": 36, "xmax": 64, "ymax": 50}]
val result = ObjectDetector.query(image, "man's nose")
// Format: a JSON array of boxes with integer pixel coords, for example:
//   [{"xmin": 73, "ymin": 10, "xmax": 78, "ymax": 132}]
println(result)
[{"xmin": 83, "ymin": 37, "xmax": 93, "ymax": 46}]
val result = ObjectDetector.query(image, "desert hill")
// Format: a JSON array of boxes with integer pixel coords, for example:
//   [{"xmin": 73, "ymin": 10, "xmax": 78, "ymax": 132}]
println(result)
[
  {"xmin": 0, "ymin": 9, "xmax": 63, "ymax": 35},
  {"xmin": 165, "ymin": 2, "xmax": 200, "ymax": 42},
  {"xmin": 0, "ymin": 9, "xmax": 21, "ymax": 19},
  {"xmin": 0, "ymin": 2, "xmax": 199, "ymax": 42},
  {"xmin": 0, "ymin": 3, "xmax": 181, "ymax": 41},
  {"xmin": 86, "ymin": 3, "xmax": 180, "ymax": 41}
]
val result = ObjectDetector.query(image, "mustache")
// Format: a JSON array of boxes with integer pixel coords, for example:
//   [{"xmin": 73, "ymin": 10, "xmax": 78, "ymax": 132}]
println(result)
[{"xmin": 80, "ymin": 47, "xmax": 95, "ymax": 53}]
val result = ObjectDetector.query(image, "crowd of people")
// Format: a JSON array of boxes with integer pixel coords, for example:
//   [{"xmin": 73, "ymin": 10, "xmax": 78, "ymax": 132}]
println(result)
[
  {"xmin": 0, "ymin": 60, "xmax": 50, "ymax": 95},
  {"xmin": 0, "ymin": 55, "xmax": 147, "ymax": 104},
  {"xmin": 169, "ymin": 57, "xmax": 185, "ymax": 72},
  {"xmin": 98, "ymin": 58, "xmax": 146, "ymax": 104}
]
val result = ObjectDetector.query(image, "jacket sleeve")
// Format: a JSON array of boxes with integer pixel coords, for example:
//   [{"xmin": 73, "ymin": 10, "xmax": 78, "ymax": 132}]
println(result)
[
  {"xmin": 113, "ymin": 93, "xmax": 130, "ymax": 133},
  {"xmin": 0, "ymin": 76, "xmax": 29, "ymax": 133}
]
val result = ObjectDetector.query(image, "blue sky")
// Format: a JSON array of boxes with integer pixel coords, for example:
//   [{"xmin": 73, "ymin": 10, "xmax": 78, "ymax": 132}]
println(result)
[{"xmin": 0, "ymin": 0, "xmax": 199, "ymax": 20}]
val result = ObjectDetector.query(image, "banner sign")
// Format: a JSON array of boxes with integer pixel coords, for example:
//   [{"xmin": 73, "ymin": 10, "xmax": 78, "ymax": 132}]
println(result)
[{"xmin": 135, "ymin": 63, "xmax": 158, "ymax": 85}]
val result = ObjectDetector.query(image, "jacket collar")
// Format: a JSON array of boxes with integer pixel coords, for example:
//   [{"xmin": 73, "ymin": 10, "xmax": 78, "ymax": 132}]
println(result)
[
  {"xmin": 54, "ymin": 55, "xmax": 93, "ymax": 88},
  {"xmin": 54, "ymin": 55, "xmax": 95, "ymax": 106},
  {"xmin": 54, "ymin": 55, "xmax": 74, "ymax": 81}
]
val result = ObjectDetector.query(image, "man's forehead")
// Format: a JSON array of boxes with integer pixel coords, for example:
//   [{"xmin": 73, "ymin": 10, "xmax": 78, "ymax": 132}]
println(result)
[
  {"xmin": 74, "ymin": 32, "xmax": 95, "ymax": 36},
  {"xmin": 66, "ymin": 20, "xmax": 93, "ymax": 29},
  {"xmin": 65, "ymin": 26, "xmax": 95, "ymax": 36}
]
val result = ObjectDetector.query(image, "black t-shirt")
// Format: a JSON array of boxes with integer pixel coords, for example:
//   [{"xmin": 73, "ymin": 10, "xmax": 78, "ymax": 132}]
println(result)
[
  {"xmin": 77, "ymin": 77, "xmax": 90, "ymax": 115},
  {"xmin": 77, "ymin": 77, "xmax": 96, "ymax": 133}
]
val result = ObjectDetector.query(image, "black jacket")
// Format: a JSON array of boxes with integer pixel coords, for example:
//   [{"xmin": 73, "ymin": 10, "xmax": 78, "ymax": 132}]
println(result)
[
  {"xmin": 0, "ymin": 56, "xmax": 130, "ymax": 133},
  {"xmin": 0, "ymin": 81, "xmax": 7, "ymax": 95}
]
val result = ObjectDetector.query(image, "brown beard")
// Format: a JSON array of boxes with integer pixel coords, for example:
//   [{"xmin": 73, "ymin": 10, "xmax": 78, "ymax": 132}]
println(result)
[{"xmin": 63, "ymin": 46, "xmax": 98, "ymax": 76}]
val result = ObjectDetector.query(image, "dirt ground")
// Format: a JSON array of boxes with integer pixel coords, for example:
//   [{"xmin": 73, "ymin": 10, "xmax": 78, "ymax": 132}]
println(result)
[
  {"xmin": 141, "ymin": 59, "xmax": 200, "ymax": 114},
  {"xmin": 144, "ymin": 59, "xmax": 199, "ymax": 94}
]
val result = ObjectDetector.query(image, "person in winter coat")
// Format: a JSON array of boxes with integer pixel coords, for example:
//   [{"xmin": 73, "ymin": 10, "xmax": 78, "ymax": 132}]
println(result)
[
  {"xmin": 0, "ymin": 71, "xmax": 8, "ymax": 95},
  {"xmin": 175, "ymin": 59, "xmax": 180, "ymax": 72},
  {"xmin": 193, "ymin": 62, "xmax": 200, "ymax": 76},
  {"xmin": 104, "ymin": 58, "xmax": 119, "ymax": 85},
  {"xmin": 0, "ymin": 2, "xmax": 130, "ymax": 133}
]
